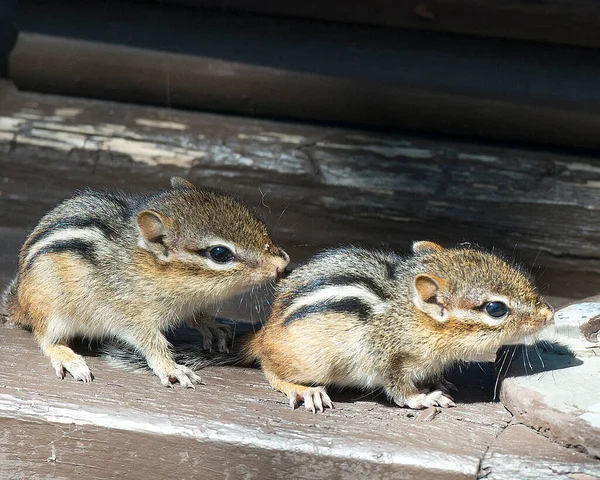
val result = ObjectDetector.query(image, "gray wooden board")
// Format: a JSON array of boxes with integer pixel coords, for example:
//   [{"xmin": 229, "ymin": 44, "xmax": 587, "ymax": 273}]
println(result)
[
  {"xmin": 1, "ymin": 81, "xmax": 600, "ymax": 298},
  {"xmin": 0, "ymin": 324, "xmax": 507, "ymax": 479},
  {"xmin": 3, "ymin": 324, "xmax": 599, "ymax": 478}
]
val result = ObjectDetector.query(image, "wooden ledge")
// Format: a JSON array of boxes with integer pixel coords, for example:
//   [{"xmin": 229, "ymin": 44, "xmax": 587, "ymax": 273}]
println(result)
[
  {"xmin": 2, "ymin": 323, "xmax": 599, "ymax": 478},
  {"xmin": 0, "ymin": 324, "xmax": 504, "ymax": 479}
]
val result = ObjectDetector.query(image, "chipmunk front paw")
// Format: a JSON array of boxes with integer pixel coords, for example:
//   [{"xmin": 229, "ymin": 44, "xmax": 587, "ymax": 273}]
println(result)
[
  {"xmin": 46, "ymin": 345, "xmax": 94, "ymax": 383},
  {"xmin": 51, "ymin": 354, "xmax": 94, "ymax": 383},
  {"xmin": 394, "ymin": 390, "xmax": 455, "ymax": 409},
  {"xmin": 189, "ymin": 318, "xmax": 232, "ymax": 353},
  {"xmin": 157, "ymin": 363, "xmax": 205, "ymax": 388}
]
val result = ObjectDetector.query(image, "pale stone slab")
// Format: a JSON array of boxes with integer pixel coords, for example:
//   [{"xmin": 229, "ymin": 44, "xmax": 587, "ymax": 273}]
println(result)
[
  {"xmin": 501, "ymin": 301, "xmax": 600, "ymax": 459},
  {"xmin": 482, "ymin": 424, "xmax": 600, "ymax": 479}
]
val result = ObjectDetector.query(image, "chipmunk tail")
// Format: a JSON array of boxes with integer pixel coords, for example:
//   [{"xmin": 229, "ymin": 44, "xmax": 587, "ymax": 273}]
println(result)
[{"xmin": 101, "ymin": 335, "xmax": 257, "ymax": 373}]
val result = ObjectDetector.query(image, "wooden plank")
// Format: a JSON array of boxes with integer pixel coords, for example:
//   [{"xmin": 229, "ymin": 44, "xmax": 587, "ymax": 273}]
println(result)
[
  {"xmin": 0, "ymin": 324, "xmax": 509, "ymax": 479},
  {"xmin": 1, "ymin": 81, "xmax": 600, "ymax": 298},
  {"xmin": 10, "ymin": 0, "xmax": 600, "ymax": 149}
]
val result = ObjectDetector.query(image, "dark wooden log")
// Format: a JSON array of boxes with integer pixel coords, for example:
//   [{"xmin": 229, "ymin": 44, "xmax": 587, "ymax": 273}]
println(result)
[
  {"xmin": 9, "ymin": 0, "xmax": 600, "ymax": 149},
  {"xmin": 171, "ymin": 0, "xmax": 600, "ymax": 48},
  {"xmin": 1, "ymin": 80, "xmax": 600, "ymax": 299}
]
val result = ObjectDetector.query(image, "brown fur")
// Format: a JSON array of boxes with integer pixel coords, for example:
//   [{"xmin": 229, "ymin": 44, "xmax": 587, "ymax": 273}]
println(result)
[
  {"xmin": 2, "ymin": 177, "xmax": 288, "ymax": 387},
  {"xmin": 245, "ymin": 242, "xmax": 553, "ymax": 411}
]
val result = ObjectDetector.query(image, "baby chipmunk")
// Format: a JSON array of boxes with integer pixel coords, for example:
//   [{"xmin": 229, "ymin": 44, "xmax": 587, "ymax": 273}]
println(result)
[
  {"xmin": 2, "ymin": 177, "xmax": 288, "ymax": 388},
  {"xmin": 243, "ymin": 241, "xmax": 553, "ymax": 412}
]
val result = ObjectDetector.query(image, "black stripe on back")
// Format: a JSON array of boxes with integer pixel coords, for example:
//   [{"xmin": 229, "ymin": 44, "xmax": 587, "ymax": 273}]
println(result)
[
  {"xmin": 283, "ymin": 297, "xmax": 373, "ymax": 326},
  {"xmin": 280, "ymin": 274, "xmax": 387, "ymax": 310},
  {"xmin": 27, "ymin": 217, "xmax": 117, "ymax": 249},
  {"xmin": 384, "ymin": 260, "xmax": 397, "ymax": 279},
  {"xmin": 25, "ymin": 240, "xmax": 97, "ymax": 271}
]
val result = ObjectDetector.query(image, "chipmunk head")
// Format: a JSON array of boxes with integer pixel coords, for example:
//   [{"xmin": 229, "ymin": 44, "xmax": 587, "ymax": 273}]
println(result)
[
  {"xmin": 410, "ymin": 241, "xmax": 553, "ymax": 357},
  {"xmin": 135, "ymin": 177, "xmax": 289, "ymax": 301}
]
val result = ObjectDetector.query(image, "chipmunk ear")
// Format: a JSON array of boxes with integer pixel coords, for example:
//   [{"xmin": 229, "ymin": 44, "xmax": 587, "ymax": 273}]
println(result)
[
  {"xmin": 170, "ymin": 176, "xmax": 196, "ymax": 190},
  {"xmin": 413, "ymin": 273, "xmax": 449, "ymax": 322},
  {"xmin": 136, "ymin": 209, "xmax": 173, "ymax": 244},
  {"xmin": 412, "ymin": 241, "xmax": 444, "ymax": 254}
]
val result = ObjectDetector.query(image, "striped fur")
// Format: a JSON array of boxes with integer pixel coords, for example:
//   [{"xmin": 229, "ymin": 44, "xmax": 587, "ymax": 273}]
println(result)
[
  {"xmin": 276, "ymin": 249, "xmax": 396, "ymax": 326},
  {"xmin": 2, "ymin": 177, "xmax": 289, "ymax": 387},
  {"xmin": 247, "ymin": 242, "xmax": 554, "ymax": 411}
]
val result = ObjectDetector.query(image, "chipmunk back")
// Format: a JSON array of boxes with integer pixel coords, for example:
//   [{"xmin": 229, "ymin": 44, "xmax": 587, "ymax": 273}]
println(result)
[
  {"xmin": 2, "ymin": 177, "xmax": 288, "ymax": 387},
  {"xmin": 246, "ymin": 241, "xmax": 553, "ymax": 411}
]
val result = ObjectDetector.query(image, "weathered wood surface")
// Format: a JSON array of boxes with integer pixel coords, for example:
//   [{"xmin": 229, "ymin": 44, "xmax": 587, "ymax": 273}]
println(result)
[
  {"xmin": 3, "ymin": 323, "xmax": 600, "ymax": 478},
  {"xmin": 1, "ymin": 81, "xmax": 600, "ymax": 298},
  {"xmin": 0, "ymin": 324, "xmax": 507, "ymax": 479},
  {"xmin": 11, "ymin": 0, "xmax": 600, "ymax": 149}
]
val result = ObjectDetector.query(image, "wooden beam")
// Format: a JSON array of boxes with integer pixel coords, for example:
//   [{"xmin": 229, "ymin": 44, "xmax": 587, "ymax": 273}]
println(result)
[{"xmin": 1, "ymin": 81, "xmax": 600, "ymax": 298}]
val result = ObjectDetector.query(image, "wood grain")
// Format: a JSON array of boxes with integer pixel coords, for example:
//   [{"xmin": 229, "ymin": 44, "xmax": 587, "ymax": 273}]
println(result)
[
  {"xmin": 1, "ymin": 81, "xmax": 599, "ymax": 298},
  {"xmin": 0, "ymin": 324, "xmax": 507, "ymax": 479}
]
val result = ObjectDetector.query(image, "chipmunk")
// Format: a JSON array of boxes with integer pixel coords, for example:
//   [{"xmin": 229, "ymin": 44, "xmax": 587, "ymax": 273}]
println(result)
[
  {"xmin": 225, "ymin": 241, "xmax": 552, "ymax": 412},
  {"xmin": 1, "ymin": 177, "xmax": 289, "ymax": 388}
]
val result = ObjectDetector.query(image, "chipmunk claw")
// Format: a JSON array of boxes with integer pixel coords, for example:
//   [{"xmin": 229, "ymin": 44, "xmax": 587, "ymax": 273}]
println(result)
[
  {"xmin": 159, "ymin": 364, "xmax": 204, "ymax": 388},
  {"xmin": 52, "ymin": 355, "xmax": 93, "ymax": 383},
  {"xmin": 288, "ymin": 387, "xmax": 334, "ymax": 413},
  {"xmin": 394, "ymin": 390, "xmax": 455, "ymax": 409}
]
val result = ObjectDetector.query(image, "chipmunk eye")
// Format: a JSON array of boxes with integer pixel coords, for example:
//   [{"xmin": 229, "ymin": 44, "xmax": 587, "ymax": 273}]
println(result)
[
  {"xmin": 208, "ymin": 246, "xmax": 234, "ymax": 263},
  {"xmin": 484, "ymin": 301, "xmax": 509, "ymax": 318}
]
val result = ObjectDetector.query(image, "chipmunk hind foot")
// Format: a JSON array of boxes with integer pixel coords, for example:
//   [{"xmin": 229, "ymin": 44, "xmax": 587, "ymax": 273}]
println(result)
[{"xmin": 263, "ymin": 367, "xmax": 334, "ymax": 414}]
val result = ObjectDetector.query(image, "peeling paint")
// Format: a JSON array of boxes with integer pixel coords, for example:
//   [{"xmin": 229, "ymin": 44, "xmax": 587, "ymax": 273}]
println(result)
[
  {"xmin": 135, "ymin": 118, "xmax": 189, "ymax": 130},
  {"xmin": 316, "ymin": 141, "xmax": 433, "ymax": 159},
  {"xmin": 54, "ymin": 108, "xmax": 82, "ymax": 118},
  {"xmin": 0, "ymin": 393, "xmax": 476, "ymax": 475},
  {"xmin": 238, "ymin": 132, "xmax": 306, "ymax": 145},
  {"xmin": 458, "ymin": 153, "xmax": 498, "ymax": 162},
  {"xmin": 261, "ymin": 132, "xmax": 306, "ymax": 144},
  {"xmin": 580, "ymin": 412, "xmax": 600, "ymax": 429},
  {"xmin": 557, "ymin": 162, "xmax": 600, "ymax": 174},
  {"xmin": 0, "ymin": 116, "xmax": 26, "ymax": 131},
  {"xmin": 14, "ymin": 112, "xmax": 65, "ymax": 122}
]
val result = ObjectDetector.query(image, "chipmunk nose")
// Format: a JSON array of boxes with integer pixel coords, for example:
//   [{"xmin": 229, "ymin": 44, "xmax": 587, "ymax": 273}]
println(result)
[
  {"xmin": 278, "ymin": 248, "xmax": 290, "ymax": 263},
  {"xmin": 272, "ymin": 252, "xmax": 289, "ymax": 278},
  {"xmin": 540, "ymin": 304, "xmax": 554, "ymax": 326}
]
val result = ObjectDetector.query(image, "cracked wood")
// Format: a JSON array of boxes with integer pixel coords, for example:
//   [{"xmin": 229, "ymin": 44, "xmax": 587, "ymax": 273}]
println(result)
[{"xmin": 1, "ymin": 81, "xmax": 600, "ymax": 298}]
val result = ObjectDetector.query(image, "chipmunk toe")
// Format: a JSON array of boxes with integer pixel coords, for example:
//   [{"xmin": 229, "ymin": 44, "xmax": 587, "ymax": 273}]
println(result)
[
  {"xmin": 288, "ymin": 386, "xmax": 334, "ymax": 413},
  {"xmin": 53, "ymin": 356, "xmax": 93, "ymax": 383},
  {"xmin": 397, "ymin": 390, "xmax": 456, "ymax": 409}
]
